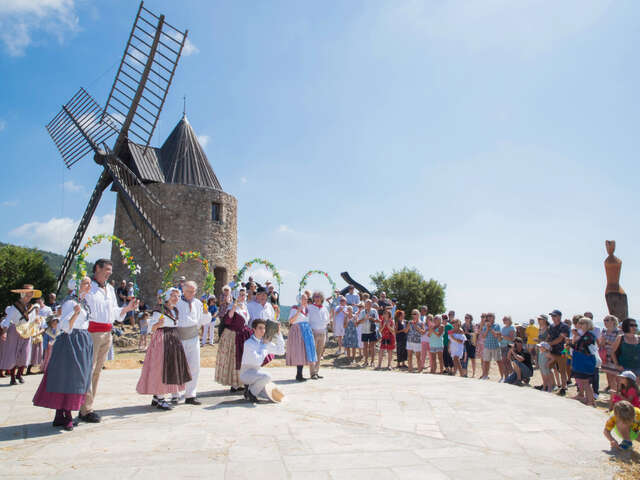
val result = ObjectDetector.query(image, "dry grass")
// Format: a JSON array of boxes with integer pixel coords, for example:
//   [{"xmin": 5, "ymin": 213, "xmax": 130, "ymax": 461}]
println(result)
[{"xmin": 96, "ymin": 325, "xmax": 637, "ymax": 477}]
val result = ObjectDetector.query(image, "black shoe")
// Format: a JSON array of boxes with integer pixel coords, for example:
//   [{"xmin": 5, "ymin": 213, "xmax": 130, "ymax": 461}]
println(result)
[
  {"xmin": 156, "ymin": 400, "xmax": 173, "ymax": 410},
  {"xmin": 9, "ymin": 378, "xmax": 17, "ymax": 386},
  {"xmin": 230, "ymin": 386, "xmax": 244, "ymax": 393},
  {"xmin": 534, "ymin": 385, "xmax": 544, "ymax": 390},
  {"xmin": 558, "ymin": 388, "xmax": 566, "ymax": 397},
  {"xmin": 151, "ymin": 397, "xmax": 159, "ymax": 407},
  {"xmin": 245, "ymin": 390, "xmax": 259, "ymax": 403},
  {"xmin": 310, "ymin": 374, "xmax": 320, "ymax": 380},
  {"xmin": 185, "ymin": 397, "xmax": 201, "ymax": 405},
  {"xmin": 567, "ymin": 379, "xmax": 573, "ymax": 385},
  {"xmin": 63, "ymin": 422, "xmax": 74, "ymax": 431},
  {"xmin": 79, "ymin": 411, "xmax": 101, "ymax": 423},
  {"xmin": 295, "ymin": 376, "xmax": 307, "ymax": 382},
  {"xmin": 170, "ymin": 397, "xmax": 180, "ymax": 405},
  {"xmin": 16, "ymin": 376, "xmax": 24, "ymax": 384}
]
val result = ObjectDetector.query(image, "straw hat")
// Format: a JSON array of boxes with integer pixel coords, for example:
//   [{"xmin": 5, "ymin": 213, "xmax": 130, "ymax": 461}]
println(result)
[
  {"xmin": 11, "ymin": 284, "xmax": 42, "ymax": 298},
  {"xmin": 264, "ymin": 382, "xmax": 285, "ymax": 403}
]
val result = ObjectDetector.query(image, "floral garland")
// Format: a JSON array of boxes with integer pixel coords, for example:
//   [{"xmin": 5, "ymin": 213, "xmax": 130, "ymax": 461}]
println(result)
[
  {"xmin": 161, "ymin": 251, "xmax": 215, "ymax": 295},
  {"xmin": 234, "ymin": 258, "xmax": 282, "ymax": 290},
  {"xmin": 298, "ymin": 270, "xmax": 337, "ymax": 295},
  {"xmin": 74, "ymin": 234, "xmax": 140, "ymax": 294}
]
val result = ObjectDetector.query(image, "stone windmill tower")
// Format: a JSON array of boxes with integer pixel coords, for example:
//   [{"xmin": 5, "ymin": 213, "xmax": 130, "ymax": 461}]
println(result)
[{"xmin": 111, "ymin": 114, "xmax": 238, "ymax": 302}]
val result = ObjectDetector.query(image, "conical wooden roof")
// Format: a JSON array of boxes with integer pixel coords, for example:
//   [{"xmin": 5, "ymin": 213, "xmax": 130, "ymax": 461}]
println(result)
[{"xmin": 159, "ymin": 115, "xmax": 222, "ymax": 190}]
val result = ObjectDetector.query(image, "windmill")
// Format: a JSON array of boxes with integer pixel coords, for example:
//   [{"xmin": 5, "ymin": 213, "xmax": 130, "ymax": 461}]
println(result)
[{"xmin": 45, "ymin": 1, "xmax": 187, "ymax": 295}]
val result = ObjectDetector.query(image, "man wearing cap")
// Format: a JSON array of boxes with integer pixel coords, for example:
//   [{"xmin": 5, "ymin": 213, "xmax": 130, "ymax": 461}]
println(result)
[
  {"xmin": 239, "ymin": 319, "xmax": 285, "ymax": 403},
  {"xmin": 79, "ymin": 260, "xmax": 138, "ymax": 423},
  {"xmin": 247, "ymin": 287, "xmax": 276, "ymax": 325},
  {"xmin": 173, "ymin": 280, "xmax": 211, "ymax": 405},
  {"xmin": 547, "ymin": 309, "xmax": 570, "ymax": 396},
  {"xmin": 0, "ymin": 284, "xmax": 41, "ymax": 385}
]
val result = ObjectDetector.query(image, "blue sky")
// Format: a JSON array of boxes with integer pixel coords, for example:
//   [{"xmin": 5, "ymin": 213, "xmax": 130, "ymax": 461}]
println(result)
[{"xmin": 0, "ymin": 0, "xmax": 638, "ymax": 323}]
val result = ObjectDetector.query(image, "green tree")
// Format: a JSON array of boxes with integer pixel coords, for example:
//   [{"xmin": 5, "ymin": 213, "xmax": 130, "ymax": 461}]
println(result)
[
  {"xmin": 0, "ymin": 245, "xmax": 57, "ymax": 309},
  {"xmin": 370, "ymin": 267, "xmax": 446, "ymax": 314}
]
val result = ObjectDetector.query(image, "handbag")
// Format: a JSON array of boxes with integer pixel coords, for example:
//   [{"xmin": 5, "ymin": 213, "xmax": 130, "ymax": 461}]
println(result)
[{"xmin": 572, "ymin": 350, "xmax": 596, "ymax": 375}]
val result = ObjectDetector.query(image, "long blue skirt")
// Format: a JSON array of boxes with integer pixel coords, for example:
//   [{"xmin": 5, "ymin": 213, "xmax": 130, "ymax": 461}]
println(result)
[{"xmin": 46, "ymin": 330, "xmax": 93, "ymax": 394}]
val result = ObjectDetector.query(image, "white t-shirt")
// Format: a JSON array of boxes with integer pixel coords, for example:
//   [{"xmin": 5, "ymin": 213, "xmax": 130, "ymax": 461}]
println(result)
[
  {"xmin": 358, "ymin": 308, "xmax": 379, "ymax": 333},
  {"xmin": 308, "ymin": 304, "xmax": 330, "ymax": 331}
]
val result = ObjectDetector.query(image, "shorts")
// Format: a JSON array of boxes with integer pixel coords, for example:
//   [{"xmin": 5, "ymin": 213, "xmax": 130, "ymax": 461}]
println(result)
[
  {"xmin": 550, "ymin": 353, "xmax": 567, "ymax": 375},
  {"xmin": 140, "ymin": 327, "xmax": 148, "ymax": 336},
  {"xmin": 430, "ymin": 346, "xmax": 443, "ymax": 353},
  {"xmin": 482, "ymin": 348, "xmax": 501, "ymax": 362},
  {"xmin": 500, "ymin": 346, "xmax": 511, "ymax": 361},
  {"xmin": 361, "ymin": 333, "xmax": 377, "ymax": 343},
  {"xmin": 407, "ymin": 342, "xmax": 421, "ymax": 352},
  {"xmin": 465, "ymin": 342, "xmax": 476, "ymax": 359}
]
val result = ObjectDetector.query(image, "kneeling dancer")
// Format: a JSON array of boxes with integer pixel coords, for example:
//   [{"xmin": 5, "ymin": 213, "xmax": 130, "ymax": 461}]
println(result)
[
  {"xmin": 136, "ymin": 288, "xmax": 191, "ymax": 410},
  {"xmin": 33, "ymin": 277, "xmax": 93, "ymax": 431},
  {"xmin": 239, "ymin": 319, "xmax": 285, "ymax": 403}
]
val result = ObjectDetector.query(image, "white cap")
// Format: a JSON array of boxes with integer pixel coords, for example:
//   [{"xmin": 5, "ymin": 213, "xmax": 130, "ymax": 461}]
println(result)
[
  {"xmin": 618, "ymin": 370, "xmax": 637, "ymax": 382},
  {"xmin": 164, "ymin": 287, "xmax": 180, "ymax": 301}
]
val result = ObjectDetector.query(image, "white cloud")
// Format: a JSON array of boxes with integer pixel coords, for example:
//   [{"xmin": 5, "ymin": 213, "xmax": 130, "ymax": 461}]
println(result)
[
  {"xmin": 0, "ymin": 119, "xmax": 6, "ymax": 132},
  {"xmin": 182, "ymin": 38, "xmax": 199, "ymax": 56},
  {"xmin": 197, "ymin": 134, "xmax": 210, "ymax": 148},
  {"xmin": 61, "ymin": 180, "xmax": 85, "ymax": 194},
  {"xmin": 240, "ymin": 177, "xmax": 247, "ymax": 184},
  {"xmin": 9, "ymin": 212, "xmax": 115, "ymax": 260},
  {"xmin": 2, "ymin": 200, "xmax": 17, "ymax": 207},
  {"xmin": 0, "ymin": 0, "xmax": 80, "ymax": 57},
  {"xmin": 277, "ymin": 225, "xmax": 294, "ymax": 233},
  {"xmin": 381, "ymin": 0, "xmax": 613, "ymax": 55}
]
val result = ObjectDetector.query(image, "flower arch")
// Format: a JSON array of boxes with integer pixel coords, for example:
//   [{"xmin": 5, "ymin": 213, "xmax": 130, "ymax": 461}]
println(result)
[
  {"xmin": 161, "ymin": 251, "xmax": 215, "ymax": 295},
  {"xmin": 234, "ymin": 258, "xmax": 282, "ymax": 291},
  {"xmin": 298, "ymin": 270, "xmax": 337, "ymax": 296},
  {"xmin": 75, "ymin": 234, "xmax": 140, "ymax": 294}
]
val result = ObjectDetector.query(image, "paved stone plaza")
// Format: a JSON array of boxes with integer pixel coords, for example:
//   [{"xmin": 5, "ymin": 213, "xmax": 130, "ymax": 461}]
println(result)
[{"xmin": 0, "ymin": 368, "xmax": 612, "ymax": 479}]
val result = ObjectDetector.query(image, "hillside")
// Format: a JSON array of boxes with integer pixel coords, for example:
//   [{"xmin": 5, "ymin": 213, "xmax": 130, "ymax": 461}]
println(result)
[{"xmin": 0, "ymin": 242, "xmax": 93, "ymax": 279}]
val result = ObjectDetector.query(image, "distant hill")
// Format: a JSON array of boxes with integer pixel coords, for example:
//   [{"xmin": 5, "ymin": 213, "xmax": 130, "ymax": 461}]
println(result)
[{"xmin": 0, "ymin": 242, "xmax": 93, "ymax": 280}]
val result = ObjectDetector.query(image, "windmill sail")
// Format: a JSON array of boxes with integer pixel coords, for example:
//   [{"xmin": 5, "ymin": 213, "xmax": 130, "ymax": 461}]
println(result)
[
  {"xmin": 104, "ymin": 1, "xmax": 188, "ymax": 153},
  {"xmin": 45, "ymin": 1, "xmax": 186, "ymax": 296},
  {"xmin": 46, "ymin": 88, "xmax": 121, "ymax": 167}
]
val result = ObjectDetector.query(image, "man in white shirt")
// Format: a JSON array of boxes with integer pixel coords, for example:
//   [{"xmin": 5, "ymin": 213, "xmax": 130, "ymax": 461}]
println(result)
[
  {"xmin": 239, "ymin": 319, "xmax": 285, "ymax": 403},
  {"xmin": 308, "ymin": 291, "xmax": 330, "ymax": 380},
  {"xmin": 357, "ymin": 300, "xmax": 379, "ymax": 367},
  {"xmin": 174, "ymin": 280, "xmax": 211, "ymax": 405},
  {"xmin": 247, "ymin": 288, "xmax": 276, "ymax": 325},
  {"xmin": 80, "ymin": 259, "xmax": 137, "ymax": 423}
]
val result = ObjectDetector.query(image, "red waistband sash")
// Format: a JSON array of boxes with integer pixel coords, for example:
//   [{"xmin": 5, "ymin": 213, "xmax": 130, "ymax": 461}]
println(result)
[{"xmin": 88, "ymin": 322, "xmax": 112, "ymax": 333}]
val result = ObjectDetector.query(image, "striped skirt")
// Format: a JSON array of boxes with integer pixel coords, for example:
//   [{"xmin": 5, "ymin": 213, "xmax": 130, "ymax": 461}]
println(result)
[
  {"xmin": 215, "ymin": 329, "xmax": 241, "ymax": 387},
  {"xmin": 0, "ymin": 324, "xmax": 32, "ymax": 369},
  {"xmin": 286, "ymin": 322, "xmax": 317, "ymax": 366},
  {"xmin": 136, "ymin": 328, "xmax": 190, "ymax": 395},
  {"xmin": 30, "ymin": 340, "xmax": 43, "ymax": 367}
]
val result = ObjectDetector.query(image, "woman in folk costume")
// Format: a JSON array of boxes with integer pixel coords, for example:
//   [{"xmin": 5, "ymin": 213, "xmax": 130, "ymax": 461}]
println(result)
[
  {"xmin": 33, "ymin": 277, "xmax": 94, "ymax": 431},
  {"xmin": 136, "ymin": 288, "xmax": 191, "ymax": 410},
  {"xmin": 27, "ymin": 315, "xmax": 47, "ymax": 375},
  {"xmin": 0, "ymin": 284, "xmax": 41, "ymax": 385},
  {"xmin": 286, "ymin": 293, "xmax": 317, "ymax": 382},
  {"xmin": 41, "ymin": 315, "xmax": 59, "ymax": 371},
  {"xmin": 215, "ymin": 288, "xmax": 253, "ymax": 393}
]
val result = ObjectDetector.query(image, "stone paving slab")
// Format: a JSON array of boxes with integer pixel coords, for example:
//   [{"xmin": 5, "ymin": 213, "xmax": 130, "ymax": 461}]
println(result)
[{"xmin": 0, "ymin": 368, "xmax": 613, "ymax": 479}]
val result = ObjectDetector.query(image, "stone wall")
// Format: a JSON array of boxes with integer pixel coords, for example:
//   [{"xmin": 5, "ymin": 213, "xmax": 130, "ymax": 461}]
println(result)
[{"xmin": 111, "ymin": 183, "xmax": 238, "ymax": 304}]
